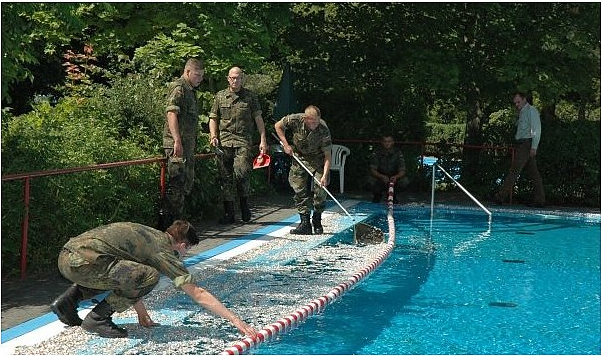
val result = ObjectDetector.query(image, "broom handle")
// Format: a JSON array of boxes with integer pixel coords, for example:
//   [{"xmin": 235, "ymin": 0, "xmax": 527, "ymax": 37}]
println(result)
[{"xmin": 271, "ymin": 132, "xmax": 354, "ymax": 220}]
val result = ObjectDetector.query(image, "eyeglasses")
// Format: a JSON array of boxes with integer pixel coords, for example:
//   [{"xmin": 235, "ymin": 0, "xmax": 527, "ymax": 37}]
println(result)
[{"xmin": 227, "ymin": 76, "xmax": 242, "ymax": 81}]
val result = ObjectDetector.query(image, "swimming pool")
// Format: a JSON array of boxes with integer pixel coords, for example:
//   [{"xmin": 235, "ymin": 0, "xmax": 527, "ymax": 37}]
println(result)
[
  {"xmin": 5, "ymin": 204, "xmax": 600, "ymax": 355},
  {"xmin": 252, "ymin": 205, "xmax": 600, "ymax": 355}
]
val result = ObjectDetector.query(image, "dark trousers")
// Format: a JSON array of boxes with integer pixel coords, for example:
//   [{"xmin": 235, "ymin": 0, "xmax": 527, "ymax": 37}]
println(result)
[
  {"xmin": 496, "ymin": 139, "xmax": 545, "ymax": 204},
  {"xmin": 371, "ymin": 177, "xmax": 408, "ymax": 203}
]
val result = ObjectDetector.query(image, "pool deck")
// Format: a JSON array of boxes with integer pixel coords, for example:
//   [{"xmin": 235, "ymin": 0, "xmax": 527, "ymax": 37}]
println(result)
[
  {"xmin": 2, "ymin": 190, "xmax": 599, "ymax": 341},
  {"xmin": 1, "ymin": 192, "xmax": 298, "ymax": 332}
]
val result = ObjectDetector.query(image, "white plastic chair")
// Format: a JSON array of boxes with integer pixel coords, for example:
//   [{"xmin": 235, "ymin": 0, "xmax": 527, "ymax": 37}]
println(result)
[{"xmin": 329, "ymin": 144, "xmax": 351, "ymax": 194}]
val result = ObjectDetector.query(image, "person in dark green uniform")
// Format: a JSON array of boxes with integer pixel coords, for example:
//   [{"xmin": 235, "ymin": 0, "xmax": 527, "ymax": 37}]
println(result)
[
  {"xmin": 161, "ymin": 58, "xmax": 204, "ymax": 229},
  {"xmin": 369, "ymin": 134, "xmax": 409, "ymax": 203},
  {"xmin": 50, "ymin": 220, "xmax": 257, "ymax": 339},
  {"xmin": 274, "ymin": 105, "xmax": 332, "ymax": 235},
  {"xmin": 209, "ymin": 66, "xmax": 267, "ymax": 224}
]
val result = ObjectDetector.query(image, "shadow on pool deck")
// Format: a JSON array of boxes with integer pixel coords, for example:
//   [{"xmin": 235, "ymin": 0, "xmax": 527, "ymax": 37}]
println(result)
[{"xmin": 1, "ymin": 190, "xmax": 598, "ymax": 331}]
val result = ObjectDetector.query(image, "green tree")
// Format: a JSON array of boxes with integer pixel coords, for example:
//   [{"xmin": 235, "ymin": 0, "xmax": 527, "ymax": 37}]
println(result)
[{"xmin": 1, "ymin": 3, "xmax": 85, "ymax": 104}]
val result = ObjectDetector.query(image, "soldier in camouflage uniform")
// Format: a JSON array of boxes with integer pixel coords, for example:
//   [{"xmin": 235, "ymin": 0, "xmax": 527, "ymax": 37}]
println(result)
[
  {"xmin": 161, "ymin": 58, "xmax": 204, "ymax": 228},
  {"xmin": 209, "ymin": 67, "xmax": 267, "ymax": 224},
  {"xmin": 50, "ymin": 220, "xmax": 257, "ymax": 339},
  {"xmin": 369, "ymin": 134, "xmax": 409, "ymax": 203},
  {"xmin": 274, "ymin": 105, "xmax": 332, "ymax": 235}
]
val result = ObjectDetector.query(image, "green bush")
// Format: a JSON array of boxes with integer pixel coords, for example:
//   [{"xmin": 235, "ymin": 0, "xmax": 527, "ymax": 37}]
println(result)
[
  {"xmin": 86, "ymin": 74, "xmax": 166, "ymax": 153},
  {"xmin": 537, "ymin": 120, "xmax": 600, "ymax": 206},
  {"xmin": 1, "ymin": 97, "xmax": 160, "ymax": 277}
]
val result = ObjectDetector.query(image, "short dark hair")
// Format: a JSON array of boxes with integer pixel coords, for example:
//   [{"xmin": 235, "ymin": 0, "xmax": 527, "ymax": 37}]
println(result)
[
  {"xmin": 166, "ymin": 220, "xmax": 200, "ymax": 246},
  {"xmin": 185, "ymin": 58, "xmax": 204, "ymax": 71},
  {"xmin": 514, "ymin": 91, "xmax": 533, "ymax": 105}
]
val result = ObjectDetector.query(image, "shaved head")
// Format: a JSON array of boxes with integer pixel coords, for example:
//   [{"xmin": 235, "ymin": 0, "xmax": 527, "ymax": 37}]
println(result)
[{"xmin": 227, "ymin": 66, "xmax": 243, "ymax": 92}]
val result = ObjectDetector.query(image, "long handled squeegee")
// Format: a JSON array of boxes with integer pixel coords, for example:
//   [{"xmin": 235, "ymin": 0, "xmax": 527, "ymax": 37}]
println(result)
[{"xmin": 271, "ymin": 132, "xmax": 383, "ymax": 244}]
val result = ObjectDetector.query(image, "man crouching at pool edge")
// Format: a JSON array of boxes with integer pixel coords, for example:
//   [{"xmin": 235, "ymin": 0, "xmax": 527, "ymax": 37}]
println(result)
[{"xmin": 50, "ymin": 220, "xmax": 257, "ymax": 339}]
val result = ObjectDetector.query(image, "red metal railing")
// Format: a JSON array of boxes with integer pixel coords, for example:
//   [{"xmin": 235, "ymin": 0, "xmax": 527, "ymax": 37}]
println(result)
[{"xmin": 1, "ymin": 153, "xmax": 215, "ymax": 279}]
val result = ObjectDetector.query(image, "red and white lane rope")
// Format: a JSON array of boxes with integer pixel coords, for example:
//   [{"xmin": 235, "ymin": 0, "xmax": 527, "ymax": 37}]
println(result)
[{"xmin": 220, "ymin": 182, "xmax": 396, "ymax": 355}]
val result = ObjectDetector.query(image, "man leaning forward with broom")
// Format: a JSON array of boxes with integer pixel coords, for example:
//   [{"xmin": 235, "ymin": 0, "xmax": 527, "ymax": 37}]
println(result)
[{"xmin": 274, "ymin": 105, "xmax": 332, "ymax": 235}]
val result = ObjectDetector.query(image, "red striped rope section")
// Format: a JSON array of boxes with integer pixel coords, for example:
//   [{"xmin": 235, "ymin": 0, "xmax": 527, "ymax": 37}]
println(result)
[{"xmin": 220, "ymin": 182, "xmax": 396, "ymax": 355}]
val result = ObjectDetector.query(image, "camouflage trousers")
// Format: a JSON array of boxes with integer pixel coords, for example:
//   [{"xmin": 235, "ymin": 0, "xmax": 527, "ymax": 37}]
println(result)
[
  {"xmin": 370, "ymin": 175, "xmax": 409, "ymax": 202},
  {"xmin": 288, "ymin": 159, "xmax": 327, "ymax": 215},
  {"xmin": 218, "ymin": 145, "xmax": 253, "ymax": 201},
  {"xmin": 164, "ymin": 143, "xmax": 196, "ymax": 219},
  {"xmin": 58, "ymin": 248, "xmax": 160, "ymax": 313}
]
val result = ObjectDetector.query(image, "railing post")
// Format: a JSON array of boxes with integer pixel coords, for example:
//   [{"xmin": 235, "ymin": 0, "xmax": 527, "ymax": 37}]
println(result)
[
  {"xmin": 430, "ymin": 163, "xmax": 436, "ymax": 220},
  {"xmin": 509, "ymin": 146, "xmax": 515, "ymax": 204},
  {"xmin": 420, "ymin": 144, "xmax": 425, "ymax": 191},
  {"xmin": 20, "ymin": 177, "xmax": 31, "ymax": 280},
  {"xmin": 160, "ymin": 159, "xmax": 166, "ymax": 199}
]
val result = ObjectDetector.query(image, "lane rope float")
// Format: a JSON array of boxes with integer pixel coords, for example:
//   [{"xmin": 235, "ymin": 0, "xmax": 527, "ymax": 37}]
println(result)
[{"xmin": 220, "ymin": 182, "xmax": 397, "ymax": 355}]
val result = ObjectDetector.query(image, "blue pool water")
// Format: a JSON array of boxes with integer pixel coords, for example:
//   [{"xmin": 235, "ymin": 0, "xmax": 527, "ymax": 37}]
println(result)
[{"xmin": 254, "ymin": 205, "xmax": 600, "ymax": 355}]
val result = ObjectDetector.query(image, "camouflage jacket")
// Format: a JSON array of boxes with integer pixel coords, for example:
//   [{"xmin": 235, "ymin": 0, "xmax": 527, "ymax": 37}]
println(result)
[
  {"xmin": 62, "ymin": 222, "xmax": 195, "ymax": 288},
  {"xmin": 163, "ymin": 76, "xmax": 199, "ymax": 148},
  {"xmin": 370, "ymin": 147, "xmax": 406, "ymax": 177},
  {"xmin": 278, "ymin": 113, "xmax": 332, "ymax": 163},
  {"xmin": 209, "ymin": 87, "xmax": 262, "ymax": 147}
]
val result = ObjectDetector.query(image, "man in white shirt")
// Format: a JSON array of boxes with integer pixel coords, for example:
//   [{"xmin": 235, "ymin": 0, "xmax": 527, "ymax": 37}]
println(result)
[{"xmin": 494, "ymin": 92, "xmax": 545, "ymax": 207}]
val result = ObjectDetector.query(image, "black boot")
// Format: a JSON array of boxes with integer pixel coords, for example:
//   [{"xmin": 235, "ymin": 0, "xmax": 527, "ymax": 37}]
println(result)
[
  {"xmin": 240, "ymin": 197, "xmax": 251, "ymax": 222},
  {"xmin": 51, "ymin": 283, "xmax": 84, "ymax": 326},
  {"xmin": 312, "ymin": 211, "xmax": 323, "ymax": 234},
  {"xmin": 81, "ymin": 300, "xmax": 127, "ymax": 338},
  {"xmin": 291, "ymin": 214, "xmax": 312, "ymax": 235},
  {"xmin": 219, "ymin": 201, "xmax": 235, "ymax": 224},
  {"xmin": 157, "ymin": 206, "xmax": 174, "ymax": 231}
]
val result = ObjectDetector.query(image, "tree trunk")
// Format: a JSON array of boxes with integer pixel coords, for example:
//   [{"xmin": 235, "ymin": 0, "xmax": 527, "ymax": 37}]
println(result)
[
  {"xmin": 578, "ymin": 99, "xmax": 586, "ymax": 121},
  {"xmin": 541, "ymin": 103, "xmax": 556, "ymax": 122},
  {"xmin": 462, "ymin": 83, "xmax": 484, "ymax": 182}
]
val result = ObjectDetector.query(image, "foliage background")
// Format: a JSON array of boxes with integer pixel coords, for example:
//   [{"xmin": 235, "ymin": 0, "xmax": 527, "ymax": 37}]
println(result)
[{"xmin": 1, "ymin": 3, "xmax": 599, "ymax": 277}]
